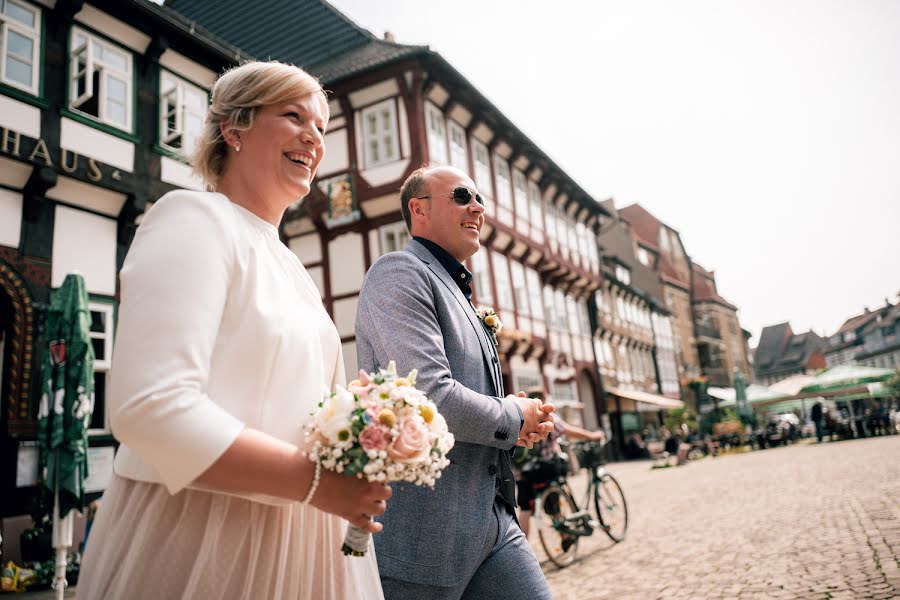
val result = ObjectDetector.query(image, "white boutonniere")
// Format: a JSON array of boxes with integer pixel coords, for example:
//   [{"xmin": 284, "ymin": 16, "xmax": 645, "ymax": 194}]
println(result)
[{"xmin": 477, "ymin": 307, "xmax": 502, "ymax": 346}]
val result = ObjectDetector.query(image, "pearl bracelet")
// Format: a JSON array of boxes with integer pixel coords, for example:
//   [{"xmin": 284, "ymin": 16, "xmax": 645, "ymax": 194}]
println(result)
[{"xmin": 301, "ymin": 457, "xmax": 322, "ymax": 505}]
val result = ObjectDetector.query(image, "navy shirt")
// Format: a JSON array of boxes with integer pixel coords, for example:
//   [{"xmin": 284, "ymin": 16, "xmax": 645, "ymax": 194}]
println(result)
[{"xmin": 413, "ymin": 236, "xmax": 473, "ymax": 301}]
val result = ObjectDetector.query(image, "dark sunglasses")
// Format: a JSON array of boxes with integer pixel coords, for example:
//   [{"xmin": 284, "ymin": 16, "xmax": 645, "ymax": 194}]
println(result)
[{"xmin": 414, "ymin": 186, "xmax": 484, "ymax": 206}]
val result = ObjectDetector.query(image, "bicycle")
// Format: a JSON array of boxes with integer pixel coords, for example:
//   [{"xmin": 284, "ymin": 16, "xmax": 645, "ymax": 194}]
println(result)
[{"xmin": 524, "ymin": 439, "xmax": 628, "ymax": 568}]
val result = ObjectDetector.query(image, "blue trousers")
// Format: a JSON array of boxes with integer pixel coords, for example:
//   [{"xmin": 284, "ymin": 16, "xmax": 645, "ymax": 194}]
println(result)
[{"xmin": 381, "ymin": 500, "xmax": 552, "ymax": 600}]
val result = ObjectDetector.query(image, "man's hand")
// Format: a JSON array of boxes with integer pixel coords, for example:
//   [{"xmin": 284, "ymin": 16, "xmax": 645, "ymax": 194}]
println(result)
[{"xmin": 512, "ymin": 393, "xmax": 555, "ymax": 448}]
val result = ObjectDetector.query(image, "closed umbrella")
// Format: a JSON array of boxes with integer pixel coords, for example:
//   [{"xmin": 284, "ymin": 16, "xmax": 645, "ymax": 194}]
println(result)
[
  {"xmin": 733, "ymin": 367, "xmax": 749, "ymax": 419},
  {"xmin": 37, "ymin": 273, "xmax": 94, "ymax": 599}
]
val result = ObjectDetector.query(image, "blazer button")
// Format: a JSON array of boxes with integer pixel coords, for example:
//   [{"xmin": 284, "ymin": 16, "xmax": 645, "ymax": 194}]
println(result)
[{"xmin": 488, "ymin": 465, "xmax": 498, "ymax": 475}]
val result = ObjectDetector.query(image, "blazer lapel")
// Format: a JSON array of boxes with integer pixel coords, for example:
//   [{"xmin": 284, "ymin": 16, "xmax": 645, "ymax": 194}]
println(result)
[{"xmin": 407, "ymin": 240, "xmax": 502, "ymax": 396}]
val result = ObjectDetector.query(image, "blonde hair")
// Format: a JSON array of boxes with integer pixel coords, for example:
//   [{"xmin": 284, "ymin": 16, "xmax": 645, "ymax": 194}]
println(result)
[{"xmin": 191, "ymin": 61, "xmax": 329, "ymax": 190}]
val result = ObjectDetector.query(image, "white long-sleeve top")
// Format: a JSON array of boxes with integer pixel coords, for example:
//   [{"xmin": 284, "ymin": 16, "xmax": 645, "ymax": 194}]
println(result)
[{"xmin": 109, "ymin": 190, "xmax": 343, "ymax": 504}]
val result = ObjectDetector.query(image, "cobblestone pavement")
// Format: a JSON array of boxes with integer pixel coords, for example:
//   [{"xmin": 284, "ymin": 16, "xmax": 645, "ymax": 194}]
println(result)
[{"xmin": 534, "ymin": 435, "xmax": 900, "ymax": 600}]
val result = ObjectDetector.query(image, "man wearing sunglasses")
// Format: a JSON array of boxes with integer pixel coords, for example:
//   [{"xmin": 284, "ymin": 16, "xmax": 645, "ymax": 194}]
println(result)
[{"xmin": 356, "ymin": 165, "xmax": 554, "ymax": 600}]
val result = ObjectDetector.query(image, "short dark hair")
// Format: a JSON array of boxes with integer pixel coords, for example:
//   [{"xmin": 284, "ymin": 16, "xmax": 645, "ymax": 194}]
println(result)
[{"xmin": 399, "ymin": 165, "xmax": 430, "ymax": 232}]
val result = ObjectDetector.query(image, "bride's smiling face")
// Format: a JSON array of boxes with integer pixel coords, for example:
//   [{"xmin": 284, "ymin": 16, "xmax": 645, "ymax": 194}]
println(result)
[{"xmin": 235, "ymin": 92, "xmax": 328, "ymax": 208}]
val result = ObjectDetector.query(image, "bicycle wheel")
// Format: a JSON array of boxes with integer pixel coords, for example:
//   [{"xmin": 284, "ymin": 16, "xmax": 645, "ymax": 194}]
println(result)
[
  {"xmin": 536, "ymin": 483, "xmax": 580, "ymax": 568},
  {"xmin": 594, "ymin": 471, "xmax": 628, "ymax": 542}
]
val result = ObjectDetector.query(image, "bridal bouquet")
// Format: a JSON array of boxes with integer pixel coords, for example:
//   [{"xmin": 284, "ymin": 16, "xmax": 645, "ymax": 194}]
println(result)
[{"xmin": 307, "ymin": 361, "xmax": 455, "ymax": 556}]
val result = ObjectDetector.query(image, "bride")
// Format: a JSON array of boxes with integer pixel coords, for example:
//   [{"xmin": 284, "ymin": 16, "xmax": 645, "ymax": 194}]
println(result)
[{"xmin": 77, "ymin": 61, "xmax": 390, "ymax": 599}]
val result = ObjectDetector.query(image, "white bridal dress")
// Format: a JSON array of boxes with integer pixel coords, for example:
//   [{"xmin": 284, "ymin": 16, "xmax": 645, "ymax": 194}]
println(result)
[{"xmin": 76, "ymin": 191, "xmax": 384, "ymax": 599}]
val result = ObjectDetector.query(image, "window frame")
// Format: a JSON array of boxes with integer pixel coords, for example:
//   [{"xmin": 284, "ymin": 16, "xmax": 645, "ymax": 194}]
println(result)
[
  {"xmin": 471, "ymin": 246, "xmax": 493, "ymax": 307},
  {"xmin": 424, "ymin": 101, "xmax": 448, "ymax": 165},
  {"xmin": 87, "ymin": 300, "xmax": 115, "ymax": 435},
  {"xmin": 491, "ymin": 251, "xmax": 514, "ymax": 312},
  {"xmin": 378, "ymin": 220, "xmax": 410, "ymax": 255},
  {"xmin": 0, "ymin": 0, "xmax": 41, "ymax": 95},
  {"xmin": 361, "ymin": 98, "xmax": 400, "ymax": 168},
  {"xmin": 159, "ymin": 69, "xmax": 208, "ymax": 157},
  {"xmin": 447, "ymin": 119, "xmax": 469, "ymax": 174},
  {"xmin": 69, "ymin": 26, "xmax": 134, "ymax": 132},
  {"xmin": 470, "ymin": 138, "xmax": 493, "ymax": 199},
  {"xmin": 512, "ymin": 169, "xmax": 529, "ymax": 230}
]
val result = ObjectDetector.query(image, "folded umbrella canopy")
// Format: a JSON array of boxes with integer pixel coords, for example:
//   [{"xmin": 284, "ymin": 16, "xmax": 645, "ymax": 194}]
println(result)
[{"xmin": 37, "ymin": 273, "xmax": 94, "ymax": 599}]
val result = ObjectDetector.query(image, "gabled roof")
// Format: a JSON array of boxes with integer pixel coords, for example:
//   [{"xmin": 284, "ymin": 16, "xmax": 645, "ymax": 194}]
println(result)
[
  {"xmin": 691, "ymin": 262, "xmax": 737, "ymax": 311},
  {"xmin": 834, "ymin": 301, "xmax": 894, "ymax": 335},
  {"xmin": 859, "ymin": 303, "xmax": 900, "ymax": 337},
  {"xmin": 167, "ymin": 0, "xmax": 611, "ymax": 219},
  {"xmin": 618, "ymin": 204, "xmax": 691, "ymax": 290},
  {"xmin": 754, "ymin": 323, "xmax": 826, "ymax": 377},
  {"xmin": 597, "ymin": 212, "xmax": 664, "ymax": 306},
  {"xmin": 166, "ymin": 0, "xmax": 375, "ymax": 70},
  {"xmin": 754, "ymin": 322, "xmax": 793, "ymax": 370}
]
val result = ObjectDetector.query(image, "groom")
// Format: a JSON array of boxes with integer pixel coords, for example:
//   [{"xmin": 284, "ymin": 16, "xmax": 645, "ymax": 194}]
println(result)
[{"xmin": 356, "ymin": 165, "xmax": 554, "ymax": 599}]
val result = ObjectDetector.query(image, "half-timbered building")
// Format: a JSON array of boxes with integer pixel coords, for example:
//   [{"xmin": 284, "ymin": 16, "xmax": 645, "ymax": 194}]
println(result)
[
  {"xmin": 0, "ymin": 0, "xmax": 251, "ymax": 562},
  {"xmin": 170, "ymin": 0, "xmax": 614, "ymax": 430}
]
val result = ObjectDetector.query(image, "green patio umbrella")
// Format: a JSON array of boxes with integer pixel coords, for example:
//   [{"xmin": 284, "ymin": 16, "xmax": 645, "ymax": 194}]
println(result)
[
  {"xmin": 799, "ymin": 365, "xmax": 893, "ymax": 394},
  {"xmin": 37, "ymin": 273, "xmax": 94, "ymax": 599},
  {"xmin": 733, "ymin": 367, "xmax": 749, "ymax": 418}
]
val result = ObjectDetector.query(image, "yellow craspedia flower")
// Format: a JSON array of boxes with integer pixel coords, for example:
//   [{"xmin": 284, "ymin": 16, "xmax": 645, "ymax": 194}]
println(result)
[
  {"xmin": 378, "ymin": 408, "xmax": 397, "ymax": 427},
  {"xmin": 484, "ymin": 315, "xmax": 498, "ymax": 327},
  {"xmin": 394, "ymin": 377, "xmax": 411, "ymax": 387},
  {"xmin": 419, "ymin": 404, "xmax": 436, "ymax": 424}
]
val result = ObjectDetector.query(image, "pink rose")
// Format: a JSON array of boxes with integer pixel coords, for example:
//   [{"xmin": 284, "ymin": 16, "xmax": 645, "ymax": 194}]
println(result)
[
  {"xmin": 359, "ymin": 424, "xmax": 392, "ymax": 452},
  {"xmin": 388, "ymin": 418, "xmax": 431, "ymax": 463}
]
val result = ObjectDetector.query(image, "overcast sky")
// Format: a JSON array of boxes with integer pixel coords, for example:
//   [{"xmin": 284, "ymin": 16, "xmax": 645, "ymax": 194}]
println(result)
[{"xmin": 329, "ymin": 0, "xmax": 900, "ymax": 344}]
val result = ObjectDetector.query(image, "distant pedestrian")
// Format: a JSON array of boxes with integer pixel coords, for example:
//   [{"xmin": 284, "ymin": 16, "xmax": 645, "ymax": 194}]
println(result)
[{"xmin": 811, "ymin": 400, "xmax": 824, "ymax": 443}]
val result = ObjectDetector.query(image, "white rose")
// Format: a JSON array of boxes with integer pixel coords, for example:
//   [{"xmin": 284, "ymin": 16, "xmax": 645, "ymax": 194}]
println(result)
[{"xmin": 316, "ymin": 388, "xmax": 356, "ymax": 442}]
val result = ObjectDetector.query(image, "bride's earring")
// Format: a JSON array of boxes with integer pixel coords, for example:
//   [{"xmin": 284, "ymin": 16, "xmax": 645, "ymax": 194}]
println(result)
[{"xmin": 235, "ymin": 142, "xmax": 241, "ymax": 153}]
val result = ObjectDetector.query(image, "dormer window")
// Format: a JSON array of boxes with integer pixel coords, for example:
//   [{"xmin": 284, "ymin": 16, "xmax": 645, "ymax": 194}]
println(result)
[{"xmin": 615, "ymin": 264, "xmax": 631, "ymax": 285}]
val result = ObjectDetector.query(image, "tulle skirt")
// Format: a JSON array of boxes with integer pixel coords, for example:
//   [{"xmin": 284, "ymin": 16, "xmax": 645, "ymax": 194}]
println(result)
[{"xmin": 76, "ymin": 475, "xmax": 384, "ymax": 599}]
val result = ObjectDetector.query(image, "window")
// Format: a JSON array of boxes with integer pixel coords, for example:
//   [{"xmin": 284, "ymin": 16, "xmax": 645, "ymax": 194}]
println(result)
[
  {"xmin": 160, "ymin": 71, "xmax": 207, "ymax": 155},
  {"xmin": 512, "ymin": 170, "xmax": 529, "ymax": 229},
  {"xmin": 491, "ymin": 252, "xmax": 514, "ymax": 311},
  {"xmin": 637, "ymin": 247, "xmax": 651, "ymax": 266},
  {"xmin": 615, "ymin": 295, "xmax": 625, "ymax": 321},
  {"xmin": 1, "ymin": 0, "xmax": 40, "ymax": 93},
  {"xmin": 425, "ymin": 102, "xmax": 447, "ymax": 165},
  {"xmin": 550, "ymin": 380, "xmax": 577, "ymax": 405},
  {"xmin": 70, "ymin": 28, "xmax": 133, "ymax": 131},
  {"xmin": 527, "ymin": 181, "xmax": 543, "ymax": 243},
  {"xmin": 493, "ymin": 154, "xmax": 513, "ymax": 225},
  {"xmin": 88, "ymin": 302, "xmax": 114, "ymax": 433},
  {"xmin": 378, "ymin": 221, "xmax": 409, "ymax": 255},
  {"xmin": 566, "ymin": 295, "xmax": 580, "ymax": 336},
  {"xmin": 514, "ymin": 373, "xmax": 543, "ymax": 395},
  {"xmin": 525, "ymin": 269, "xmax": 544, "ymax": 322},
  {"xmin": 615, "ymin": 264, "xmax": 631, "ymax": 285},
  {"xmin": 471, "ymin": 246, "xmax": 493, "ymax": 306},
  {"xmin": 510, "ymin": 260, "xmax": 528, "ymax": 316},
  {"xmin": 447, "ymin": 120, "xmax": 468, "ymax": 173},
  {"xmin": 471, "ymin": 139, "xmax": 493, "ymax": 198},
  {"xmin": 556, "ymin": 209, "xmax": 569, "ymax": 251},
  {"xmin": 543, "ymin": 287, "xmax": 555, "ymax": 328},
  {"xmin": 554, "ymin": 289, "xmax": 568, "ymax": 331},
  {"xmin": 361, "ymin": 98, "xmax": 399, "ymax": 167},
  {"xmin": 578, "ymin": 301, "xmax": 591, "ymax": 336},
  {"xmin": 659, "ymin": 228, "xmax": 671, "ymax": 253},
  {"xmin": 544, "ymin": 202, "xmax": 557, "ymax": 243}
]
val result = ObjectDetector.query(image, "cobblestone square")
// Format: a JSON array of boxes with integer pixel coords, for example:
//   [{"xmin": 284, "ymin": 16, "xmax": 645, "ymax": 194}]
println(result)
[{"xmin": 537, "ymin": 436, "xmax": 900, "ymax": 600}]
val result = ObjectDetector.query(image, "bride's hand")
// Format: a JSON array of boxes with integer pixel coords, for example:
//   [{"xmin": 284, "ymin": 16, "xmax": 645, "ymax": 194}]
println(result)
[{"xmin": 310, "ymin": 470, "xmax": 392, "ymax": 533}]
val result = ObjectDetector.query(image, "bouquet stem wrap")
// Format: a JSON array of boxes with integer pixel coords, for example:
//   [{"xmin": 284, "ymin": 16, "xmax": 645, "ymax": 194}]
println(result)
[
  {"xmin": 307, "ymin": 361, "xmax": 455, "ymax": 557},
  {"xmin": 342, "ymin": 524, "xmax": 371, "ymax": 556}
]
